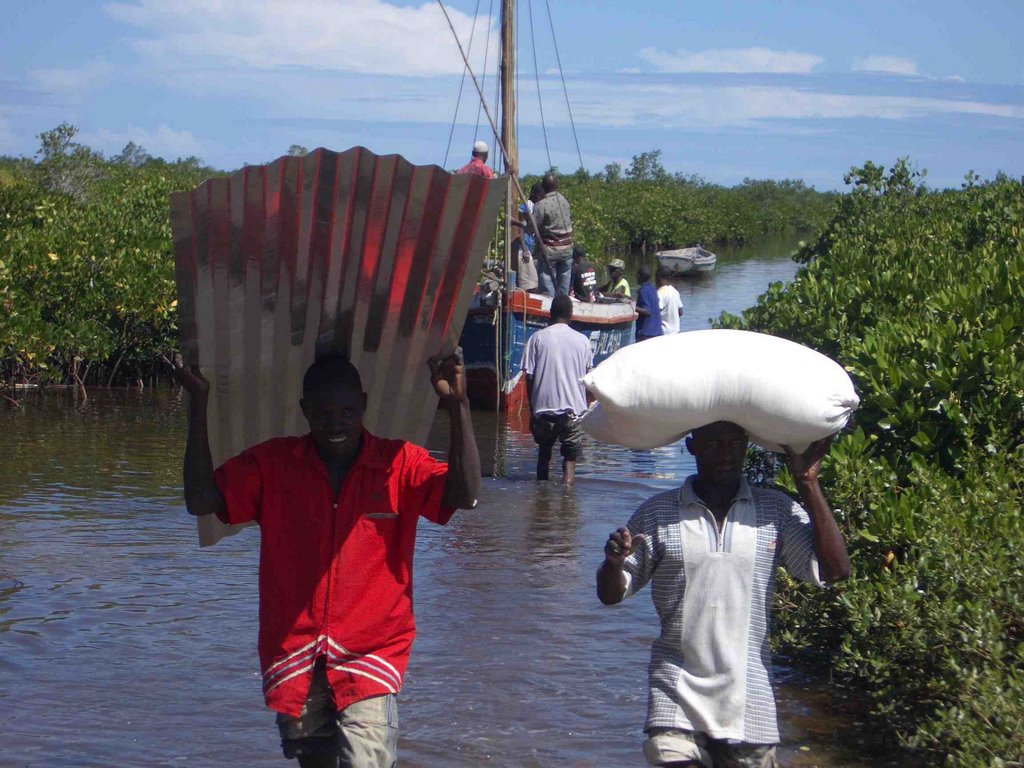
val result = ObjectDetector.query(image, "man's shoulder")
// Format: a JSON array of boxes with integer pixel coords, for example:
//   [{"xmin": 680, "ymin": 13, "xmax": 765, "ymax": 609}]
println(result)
[
  {"xmin": 550, "ymin": 322, "xmax": 590, "ymax": 343},
  {"xmin": 750, "ymin": 485, "xmax": 799, "ymax": 517},
  {"xmin": 636, "ymin": 487, "xmax": 682, "ymax": 517}
]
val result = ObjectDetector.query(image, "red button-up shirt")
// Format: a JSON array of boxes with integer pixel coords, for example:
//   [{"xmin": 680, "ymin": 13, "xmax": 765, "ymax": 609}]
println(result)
[
  {"xmin": 214, "ymin": 430, "xmax": 453, "ymax": 716},
  {"xmin": 456, "ymin": 156, "xmax": 495, "ymax": 179}
]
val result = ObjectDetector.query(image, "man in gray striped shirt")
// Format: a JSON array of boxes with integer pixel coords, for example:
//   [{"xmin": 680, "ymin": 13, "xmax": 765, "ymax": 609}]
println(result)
[
  {"xmin": 597, "ymin": 421, "xmax": 850, "ymax": 768},
  {"xmin": 533, "ymin": 173, "xmax": 574, "ymax": 297}
]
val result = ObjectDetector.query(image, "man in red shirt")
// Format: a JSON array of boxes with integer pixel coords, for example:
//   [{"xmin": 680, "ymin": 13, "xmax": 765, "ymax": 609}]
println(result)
[
  {"xmin": 170, "ymin": 350, "xmax": 480, "ymax": 768},
  {"xmin": 456, "ymin": 140, "xmax": 495, "ymax": 179}
]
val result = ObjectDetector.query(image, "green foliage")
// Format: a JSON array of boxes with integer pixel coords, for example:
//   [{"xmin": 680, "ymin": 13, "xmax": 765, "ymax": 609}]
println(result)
[
  {"xmin": 1, "ymin": 125, "xmax": 220, "ymax": 386},
  {"xmin": 0, "ymin": 129, "xmax": 831, "ymax": 388},
  {"xmin": 523, "ymin": 162, "xmax": 836, "ymax": 260},
  {"xmin": 720, "ymin": 160, "xmax": 1024, "ymax": 766}
]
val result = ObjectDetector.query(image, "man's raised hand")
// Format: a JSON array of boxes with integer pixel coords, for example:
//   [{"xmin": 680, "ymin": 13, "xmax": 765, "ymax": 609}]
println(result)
[
  {"xmin": 163, "ymin": 353, "xmax": 210, "ymax": 399},
  {"xmin": 782, "ymin": 435, "xmax": 834, "ymax": 483},
  {"xmin": 428, "ymin": 347, "xmax": 468, "ymax": 405},
  {"xmin": 604, "ymin": 527, "xmax": 646, "ymax": 568}
]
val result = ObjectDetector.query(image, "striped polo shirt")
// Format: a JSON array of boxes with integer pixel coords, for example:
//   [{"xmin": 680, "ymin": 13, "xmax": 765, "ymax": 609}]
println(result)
[{"xmin": 620, "ymin": 476, "xmax": 822, "ymax": 744}]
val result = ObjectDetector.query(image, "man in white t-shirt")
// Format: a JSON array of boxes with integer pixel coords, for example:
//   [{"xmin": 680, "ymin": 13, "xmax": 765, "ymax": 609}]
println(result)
[
  {"xmin": 656, "ymin": 265, "xmax": 683, "ymax": 334},
  {"xmin": 522, "ymin": 294, "xmax": 593, "ymax": 485}
]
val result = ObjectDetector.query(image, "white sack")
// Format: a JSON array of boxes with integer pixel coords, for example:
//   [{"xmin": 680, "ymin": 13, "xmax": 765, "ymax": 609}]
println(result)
[{"xmin": 579, "ymin": 329, "xmax": 859, "ymax": 452}]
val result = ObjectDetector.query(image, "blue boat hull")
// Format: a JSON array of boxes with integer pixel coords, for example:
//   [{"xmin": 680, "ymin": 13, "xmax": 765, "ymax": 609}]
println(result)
[{"xmin": 460, "ymin": 293, "xmax": 636, "ymax": 411}]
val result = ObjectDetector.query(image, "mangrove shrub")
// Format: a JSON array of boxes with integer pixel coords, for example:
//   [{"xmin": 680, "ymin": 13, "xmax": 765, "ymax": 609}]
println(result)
[{"xmin": 720, "ymin": 160, "xmax": 1023, "ymax": 767}]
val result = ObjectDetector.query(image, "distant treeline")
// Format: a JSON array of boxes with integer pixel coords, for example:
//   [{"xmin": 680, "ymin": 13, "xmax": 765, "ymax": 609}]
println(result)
[
  {"xmin": 0, "ymin": 124, "xmax": 835, "ymax": 390},
  {"xmin": 719, "ymin": 160, "xmax": 1023, "ymax": 766},
  {"xmin": 523, "ymin": 149, "xmax": 838, "ymax": 259},
  {"xmin": 0, "ymin": 123, "xmax": 220, "ymax": 392}
]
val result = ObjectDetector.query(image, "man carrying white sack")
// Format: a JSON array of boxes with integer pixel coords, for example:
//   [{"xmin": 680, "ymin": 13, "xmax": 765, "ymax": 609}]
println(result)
[{"xmin": 597, "ymin": 421, "xmax": 850, "ymax": 768}]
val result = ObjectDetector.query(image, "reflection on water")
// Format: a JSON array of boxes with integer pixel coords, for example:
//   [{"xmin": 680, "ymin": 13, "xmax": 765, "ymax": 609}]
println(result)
[{"xmin": 0, "ymin": 238, "xmax": 883, "ymax": 767}]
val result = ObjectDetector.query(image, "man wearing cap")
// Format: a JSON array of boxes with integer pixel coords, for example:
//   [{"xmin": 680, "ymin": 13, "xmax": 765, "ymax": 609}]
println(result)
[
  {"xmin": 599, "ymin": 259, "xmax": 631, "ymax": 298},
  {"xmin": 457, "ymin": 141, "xmax": 495, "ymax": 179}
]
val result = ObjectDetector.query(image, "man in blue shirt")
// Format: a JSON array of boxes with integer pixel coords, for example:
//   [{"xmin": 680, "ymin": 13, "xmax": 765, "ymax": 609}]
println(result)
[{"xmin": 634, "ymin": 264, "xmax": 664, "ymax": 342}]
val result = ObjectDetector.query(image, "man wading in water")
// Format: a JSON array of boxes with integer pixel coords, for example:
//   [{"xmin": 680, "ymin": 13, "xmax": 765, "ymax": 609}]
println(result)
[
  {"xmin": 597, "ymin": 421, "xmax": 850, "ymax": 768},
  {"xmin": 170, "ymin": 351, "xmax": 480, "ymax": 768}
]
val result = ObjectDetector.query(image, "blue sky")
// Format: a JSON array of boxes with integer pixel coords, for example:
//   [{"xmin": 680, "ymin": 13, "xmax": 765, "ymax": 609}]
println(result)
[{"xmin": 0, "ymin": 0, "xmax": 1021, "ymax": 189}]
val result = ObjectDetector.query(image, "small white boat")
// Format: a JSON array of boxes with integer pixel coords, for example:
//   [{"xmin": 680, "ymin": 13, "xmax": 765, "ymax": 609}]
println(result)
[{"xmin": 656, "ymin": 245, "xmax": 717, "ymax": 276}]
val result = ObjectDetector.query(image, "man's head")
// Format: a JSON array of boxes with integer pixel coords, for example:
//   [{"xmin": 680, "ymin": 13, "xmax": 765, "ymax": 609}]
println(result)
[
  {"xmin": 572, "ymin": 244, "xmax": 586, "ymax": 263},
  {"xmin": 656, "ymin": 264, "xmax": 672, "ymax": 287},
  {"xmin": 530, "ymin": 182, "xmax": 544, "ymax": 203},
  {"xmin": 637, "ymin": 264, "xmax": 652, "ymax": 284},
  {"xmin": 608, "ymin": 258, "xmax": 625, "ymax": 277},
  {"xmin": 550, "ymin": 293, "xmax": 574, "ymax": 323},
  {"xmin": 686, "ymin": 421, "xmax": 748, "ymax": 490},
  {"xmin": 472, "ymin": 140, "xmax": 489, "ymax": 162},
  {"xmin": 300, "ymin": 353, "xmax": 367, "ymax": 464},
  {"xmin": 541, "ymin": 173, "xmax": 558, "ymax": 193}
]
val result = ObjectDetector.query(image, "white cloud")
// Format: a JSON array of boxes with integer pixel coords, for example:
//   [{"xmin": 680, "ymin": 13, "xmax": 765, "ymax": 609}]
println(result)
[
  {"xmin": 554, "ymin": 81, "xmax": 1024, "ymax": 129},
  {"xmin": 640, "ymin": 46, "xmax": 823, "ymax": 74},
  {"xmin": 852, "ymin": 55, "xmax": 918, "ymax": 76},
  {"xmin": 82, "ymin": 124, "xmax": 202, "ymax": 158},
  {"xmin": 27, "ymin": 59, "xmax": 113, "ymax": 95},
  {"xmin": 103, "ymin": 0, "xmax": 496, "ymax": 77},
  {"xmin": 157, "ymin": 59, "xmax": 1024, "ymax": 136}
]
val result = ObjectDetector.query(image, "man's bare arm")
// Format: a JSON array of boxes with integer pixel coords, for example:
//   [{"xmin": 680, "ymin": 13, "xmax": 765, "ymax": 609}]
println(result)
[
  {"xmin": 785, "ymin": 438, "xmax": 851, "ymax": 583},
  {"xmin": 167, "ymin": 358, "xmax": 226, "ymax": 518},
  {"xmin": 430, "ymin": 349, "xmax": 481, "ymax": 510}
]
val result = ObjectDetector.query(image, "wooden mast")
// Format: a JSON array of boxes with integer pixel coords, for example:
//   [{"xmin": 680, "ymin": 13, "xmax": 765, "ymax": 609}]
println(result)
[{"xmin": 499, "ymin": 0, "xmax": 517, "ymax": 177}]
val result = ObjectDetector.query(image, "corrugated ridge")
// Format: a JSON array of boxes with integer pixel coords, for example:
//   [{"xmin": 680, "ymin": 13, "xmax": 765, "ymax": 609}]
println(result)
[{"xmin": 170, "ymin": 146, "xmax": 505, "ymax": 546}]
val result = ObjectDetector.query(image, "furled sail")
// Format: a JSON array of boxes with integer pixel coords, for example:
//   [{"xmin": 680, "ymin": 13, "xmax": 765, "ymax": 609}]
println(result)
[{"xmin": 170, "ymin": 146, "xmax": 505, "ymax": 545}]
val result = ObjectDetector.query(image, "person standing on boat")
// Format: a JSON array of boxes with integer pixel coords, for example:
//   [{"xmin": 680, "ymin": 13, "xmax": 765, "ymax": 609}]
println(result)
[
  {"xmin": 523, "ymin": 294, "xmax": 593, "ymax": 486},
  {"xmin": 571, "ymin": 244, "xmax": 598, "ymax": 302},
  {"xmin": 599, "ymin": 259, "xmax": 631, "ymax": 298},
  {"xmin": 513, "ymin": 183, "xmax": 544, "ymax": 292},
  {"xmin": 168, "ymin": 351, "xmax": 480, "ymax": 768},
  {"xmin": 597, "ymin": 421, "xmax": 850, "ymax": 768},
  {"xmin": 634, "ymin": 265, "xmax": 663, "ymax": 343},
  {"xmin": 656, "ymin": 265, "xmax": 683, "ymax": 334},
  {"xmin": 533, "ymin": 173, "xmax": 574, "ymax": 297},
  {"xmin": 457, "ymin": 140, "xmax": 495, "ymax": 179}
]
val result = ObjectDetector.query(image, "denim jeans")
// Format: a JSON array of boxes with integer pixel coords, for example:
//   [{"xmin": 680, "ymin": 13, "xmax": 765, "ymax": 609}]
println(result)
[
  {"xmin": 277, "ymin": 660, "xmax": 399, "ymax": 767},
  {"xmin": 537, "ymin": 254, "xmax": 573, "ymax": 296}
]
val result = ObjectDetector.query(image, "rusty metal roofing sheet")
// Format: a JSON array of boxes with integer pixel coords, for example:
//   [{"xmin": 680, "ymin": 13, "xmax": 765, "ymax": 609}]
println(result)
[{"xmin": 170, "ymin": 146, "xmax": 505, "ymax": 546}]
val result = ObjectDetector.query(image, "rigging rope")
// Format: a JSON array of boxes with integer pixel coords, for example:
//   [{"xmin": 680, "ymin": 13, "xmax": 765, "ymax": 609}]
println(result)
[
  {"xmin": 544, "ymin": 0, "xmax": 584, "ymax": 171},
  {"xmin": 473, "ymin": 0, "xmax": 496, "ymax": 144},
  {"xmin": 442, "ymin": 0, "xmax": 483, "ymax": 170},
  {"xmin": 492, "ymin": 17, "xmax": 501, "ymax": 175},
  {"xmin": 526, "ymin": 0, "xmax": 552, "ymax": 170},
  {"xmin": 435, "ymin": 0, "xmax": 560, "ymax": 290}
]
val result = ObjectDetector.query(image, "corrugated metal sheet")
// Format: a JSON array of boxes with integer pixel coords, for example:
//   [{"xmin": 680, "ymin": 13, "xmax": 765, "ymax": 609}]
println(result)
[{"xmin": 170, "ymin": 146, "xmax": 505, "ymax": 546}]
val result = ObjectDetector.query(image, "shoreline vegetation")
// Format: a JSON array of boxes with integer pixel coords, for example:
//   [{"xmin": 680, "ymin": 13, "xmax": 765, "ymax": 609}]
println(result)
[
  {"xmin": 1, "ymin": 123, "xmax": 1020, "ymax": 764},
  {"xmin": 1, "ymin": 126, "xmax": 834, "ymax": 391},
  {"xmin": 718, "ymin": 160, "xmax": 1023, "ymax": 767}
]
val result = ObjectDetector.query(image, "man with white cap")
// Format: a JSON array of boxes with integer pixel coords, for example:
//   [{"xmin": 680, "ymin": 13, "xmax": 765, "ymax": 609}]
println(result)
[{"xmin": 457, "ymin": 140, "xmax": 495, "ymax": 179}]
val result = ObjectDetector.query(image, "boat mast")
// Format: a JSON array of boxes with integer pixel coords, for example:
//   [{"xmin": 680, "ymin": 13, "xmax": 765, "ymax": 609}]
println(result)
[{"xmin": 500, "ymin": 0, "xmax": 517, "ymax": 177}]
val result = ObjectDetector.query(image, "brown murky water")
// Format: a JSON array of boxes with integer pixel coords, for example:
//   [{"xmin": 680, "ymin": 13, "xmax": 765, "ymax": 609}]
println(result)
[{"xmin": 0, "ymin": 237, "xmax": 890, "ymax": 766}]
